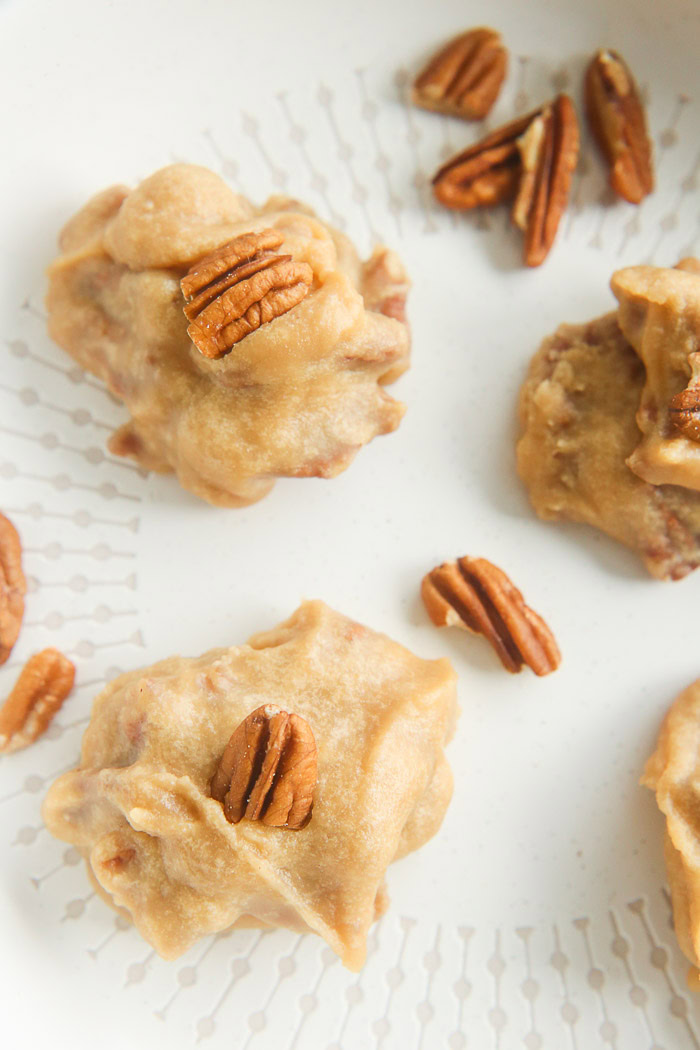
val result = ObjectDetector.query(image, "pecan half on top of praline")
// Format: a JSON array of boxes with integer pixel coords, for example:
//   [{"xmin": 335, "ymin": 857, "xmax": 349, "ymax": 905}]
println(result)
[
  {"xmin": 432, "ymin": 95, "xmax": 580, "ymax": 266},
  {"xmin": 584, "ymin": 48, "xmax": 654, "ymax": 205},
  {"xmin": 669, "ymin": 378, "xmax": 700, "ymax": 443},
  {"xmin": 181, "ymin": 229, "xmax": 313, "ymax": 359},
  {"xmin": 412, "ymin": 27, "xmax": 508, "ymax": 121},
  {"xmin": 668, "ymin": 263, "xmax": 700, "ymax": 442},
  {"xmin": 210, "ymin": 704, "xmax": 317, "ymax": 830},
  {"xmin": 422, "ymin": 556, "xmax": 561, "ymax": 676}
]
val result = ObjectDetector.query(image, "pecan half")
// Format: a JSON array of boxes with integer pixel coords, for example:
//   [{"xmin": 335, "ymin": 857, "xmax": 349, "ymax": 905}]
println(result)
[
  {"xmin": 432, "ymin": 109, "xmax": 533, "ymax": 210},
  {"xmin": 511, "ymin": 95, "xmax": 580, "ymax": 267},
  {"xmin": 584, "ymin": 49, "xmax": 654, "ymax": 204},
  {"xmin": 668, "ymin": 263, "xmax": 700, "ymax": 442},
  {"xmin": 421, "ymin": 556, "xmax": 561, "ymax": 676},
  {"xmin": 669, "ymin": 375, "xmax": 700, "ymax": 443},
  {"xmin": 432, "ymin": 95, "xmax": 579, "ymax": 266},
  {"xmin": 0, "ymin": 512, "xmax": 26, "ymax": 666},
  {"xmin": 181, "ymin": 229, "xmax": 313, "ymax": 359},
  {"xmin": 412, "ymin": 28, "xmax": 507, "ymax": 120},
  {"xmin": 0, "ymin": 648, "xmax": 75, "ymax": 754},
  {"xmin": 210, "ymin": 704, "xmax": 317, "ymax": 829}
]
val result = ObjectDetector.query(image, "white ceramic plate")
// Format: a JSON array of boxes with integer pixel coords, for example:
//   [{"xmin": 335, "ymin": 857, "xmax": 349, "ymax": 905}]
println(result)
[{"xmin": 2, "ymin": 0, "xmax": 700, "ymax": 1046}]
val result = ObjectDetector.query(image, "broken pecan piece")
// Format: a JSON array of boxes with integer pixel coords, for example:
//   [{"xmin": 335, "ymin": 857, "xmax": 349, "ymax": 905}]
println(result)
[
  {"xmin": 0, "ymin": 512, "xmax": 26, "ymax": 666},
  {"xmin": 0, "ymin": 648, "xmax": 75, "ymax": 754},
  {"xmin": 412, "ymin": 27, "xmax": 507, "ymax": 120},
  {"xmin": 210, "ymin": 704, "xmax": 317, "ymax": 829},
  {"xmin": 181, "ymin": 229, "xmax": 313, "ymax": 359},
  {"xmin": 421, "ymin": 556, "xmax": 561, "ymax": 676},
  {"xmin": 432, "ymin": 95, "xmax": 579, "ymax": 266},
  {"xmin": 584, "ymin": 49, "xmax": 654, "ymax": 204}
]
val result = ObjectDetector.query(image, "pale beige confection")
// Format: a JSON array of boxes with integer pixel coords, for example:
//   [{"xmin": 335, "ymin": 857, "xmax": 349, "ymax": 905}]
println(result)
[
  {"xmin": 643, "ymin": 678, "xmax": 700, "ymax": 984},
  {"xmin": 517, "ymin": 263, "xmax": 700, "ymax": 581},
  {"xmin": 46, "ymin": 164, "xmax": 411, "ymax": 507},
  {"xmin": 42, "ymin": 601, "xmax": 457, "ymax": 970},
  {"xmin": 612, "ymin": 259, "xmax": 700, "ymax": 491}
]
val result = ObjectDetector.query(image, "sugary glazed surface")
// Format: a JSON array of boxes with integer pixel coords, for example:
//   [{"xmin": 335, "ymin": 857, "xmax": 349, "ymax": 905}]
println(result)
[
  {"xmin": 46, "ymin": 165, "xmax": 411, "ymax": 507},
  {"xmin": 42, "ymin": 601, "xmax": 457, "ymax": 969},
  {"xmin": 517, "ymin": 310, "xmax": 700, "ymax": 580},
  {"xmin": 643, "ymin": 678, "xmax": 700, "ymax": 983},
  {"xmin": 612, "ymin": 260, "xmax": 700, "ymax": 491}
]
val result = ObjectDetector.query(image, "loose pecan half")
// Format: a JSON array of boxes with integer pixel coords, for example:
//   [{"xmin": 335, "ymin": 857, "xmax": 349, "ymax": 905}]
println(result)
[
  {"xmin": 511, "ymin": 95, "xmax": 580, "ymax": 267},
  {"xmin": 0, "ymin": 512, "xmax": 26, "ymax": 666},
  {"xmin": 432, "ymin": 109, "xmax": 533, "ymax": 210},
  {"xmin": 432, "ymin": 95, "xmax": 579, "ymax": 266},
  {"xmin": 421, "ymin": 556, "xmax": 561, "ymax": 676},
  {"xmin": 181, "ymin": 229, "xmax": 313, "ymax": 359},
  {"xmin": 584, "ymin": 49, "xmax": 654, "ymax": 204},
  {"xmin": 210, "ymin": 704, "xmax": 317, "ymax": 829},
  {"xmin": 412, "ymin": 28, "xmax": 507, "ymax": 120},
  {"xmin": 0, "ymin": 648, "xmax": 75, "ymax": 754}
]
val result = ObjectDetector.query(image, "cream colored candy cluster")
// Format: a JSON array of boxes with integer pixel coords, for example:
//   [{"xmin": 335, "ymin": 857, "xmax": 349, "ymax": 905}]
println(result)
[
  {"xmin": 47, "ymin": 164, "xmax": 411, "ymax": 507},
  {"xmin": 42, "ymin": 602, "xmax": 457, "ymax": 970}
]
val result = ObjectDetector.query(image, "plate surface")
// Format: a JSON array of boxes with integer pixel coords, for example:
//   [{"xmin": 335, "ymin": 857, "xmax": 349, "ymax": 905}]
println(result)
[{"xmin": 1, "ymin": 0, "xmax": 700, "ymax": 1046}]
